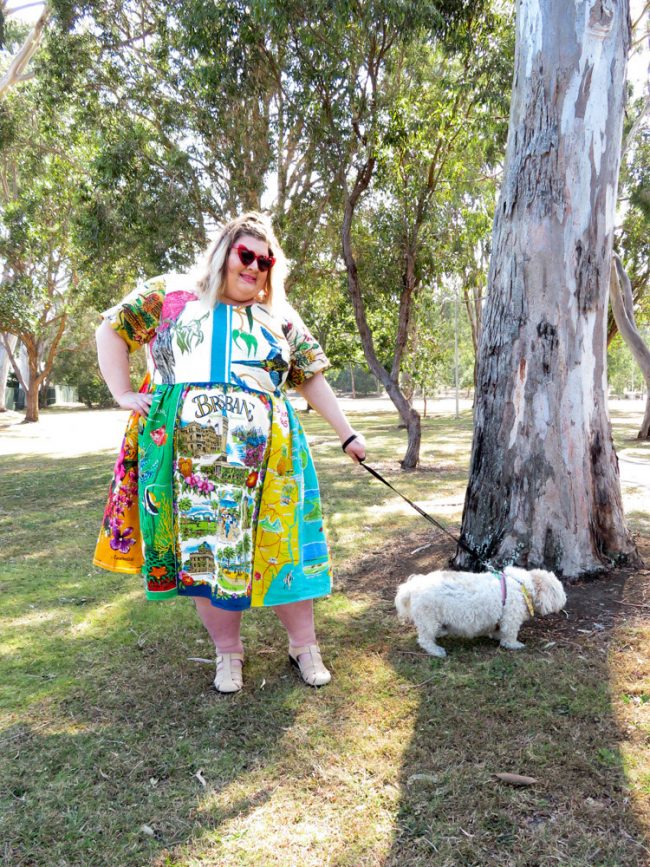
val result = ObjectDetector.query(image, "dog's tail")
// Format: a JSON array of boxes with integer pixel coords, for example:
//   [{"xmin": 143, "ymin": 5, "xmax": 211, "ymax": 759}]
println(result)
[{"xmin": 394, "ymin": 582, "xmax": 412, "ymax": 623}]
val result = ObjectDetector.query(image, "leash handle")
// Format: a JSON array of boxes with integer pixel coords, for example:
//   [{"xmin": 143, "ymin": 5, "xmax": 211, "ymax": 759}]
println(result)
[{"xmin": 342, "ymin": 433, "xmax": 367, "ymax": 462}]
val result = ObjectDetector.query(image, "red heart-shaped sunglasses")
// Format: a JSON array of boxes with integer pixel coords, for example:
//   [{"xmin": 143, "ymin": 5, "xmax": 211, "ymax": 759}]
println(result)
[{"xmin": 232, "ymin": 244, "xmax": 275, "ymax": 272}]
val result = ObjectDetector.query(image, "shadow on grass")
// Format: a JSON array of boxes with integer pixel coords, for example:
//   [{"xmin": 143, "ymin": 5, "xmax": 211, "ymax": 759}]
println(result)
[
  {"xmin": 1, "ymin": 545, "xmax": 649, "ymax": 865},
  {"xmin": 1, "ymin": 589, "xmax": 339, "ymax": 864},
  {"xmin": 374, "ymin": 568, "xmax": 649, "ymax": 864},
  {"xmin": 2, "ymin": 412, "xmax": 648, "ymax": 865}
]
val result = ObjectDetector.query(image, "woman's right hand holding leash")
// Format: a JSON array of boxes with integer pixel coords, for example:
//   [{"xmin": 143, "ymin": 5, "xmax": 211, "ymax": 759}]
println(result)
[{"xmin": 341, "ymin": 432, "xmax": 367, "ymax": 463}]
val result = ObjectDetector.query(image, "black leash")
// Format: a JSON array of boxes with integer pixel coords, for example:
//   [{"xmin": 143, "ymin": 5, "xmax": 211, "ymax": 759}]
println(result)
[
  {"xmin": 341, "ymin": 433, "xmax": 492, "ymax": 568},
  {"xmin": 357, "ymin": 459, "xmax": 466, "ymax": 551},
  {"xmin": 358, "ymin": 457, "xmax": 493, "ymax": 568},
  {"xmin": 340, "ymin": 440, "xmax": 524, "ymax": 605}
]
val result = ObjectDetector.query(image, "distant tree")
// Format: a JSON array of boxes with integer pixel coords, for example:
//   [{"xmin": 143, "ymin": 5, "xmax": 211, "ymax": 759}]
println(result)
[
  {"xmin": 0, "ymin": 85, "xmax": 86, "ymax": 422},
  {"xmin": 273, "ymin": 0, "xmax": 509, "ymax": 466},
  {"xmin": 609, "ymin": 96, "xmax": 649, "ymax": 346},
  {"xmin": 51, "ymin": 308, "xmax": 147, "ymax": 407},
  {"xmin": 610, "ymin": 253, "xmax": 650, "ymax": 438},
  {"xmin": 0, "ymin": 9, "xmax": 202, "ymax": 420},
  {"xmin": 0, "ymin": 332, "xmax": 17, "ymax": 411}
]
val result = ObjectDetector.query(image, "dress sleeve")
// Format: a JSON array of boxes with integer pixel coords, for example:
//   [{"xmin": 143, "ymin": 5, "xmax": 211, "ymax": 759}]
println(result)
[
  {"xmin": 101, "ymin": 278, "xmax": 166, "ymax": 353},
  {"xmin": 281, "ymin": 304, "xmax": 331, "ymax": 388}
]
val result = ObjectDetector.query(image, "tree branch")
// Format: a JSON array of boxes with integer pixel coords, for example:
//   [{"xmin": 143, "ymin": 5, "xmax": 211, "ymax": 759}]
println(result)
[
  {"xmin": 631, "ymin": 1, "xmax": 649, "ymax": 31},
  {"xmin": 0, "ymin": 4, "xmax": 50, "ymax": 98},
  {"xmin": 610, "ymin": 254, "xmax": 650, "ymax": 372},
  {"xmin": 610, "ymin": 254, "xmax": 650, "ymax": 438},
  {"xmin": 1, "ymin": 332, "xmax": 28, "ymax": 392},
  {"xmin": 622, "ymin": 90, "xmax": 649, "ymax": 158}
]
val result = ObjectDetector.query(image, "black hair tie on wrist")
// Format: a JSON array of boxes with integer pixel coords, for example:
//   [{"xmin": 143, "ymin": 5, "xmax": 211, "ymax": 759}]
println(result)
[{"xmin": 341, "ymin": 433, "xmax": 358, "ymax": 452}]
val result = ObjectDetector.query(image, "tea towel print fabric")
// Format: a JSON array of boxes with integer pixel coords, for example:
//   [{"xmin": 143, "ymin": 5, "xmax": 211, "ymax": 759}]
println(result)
[{"xmin": 93, "ymin": 273, "xmax": 332, "ymax": 611}]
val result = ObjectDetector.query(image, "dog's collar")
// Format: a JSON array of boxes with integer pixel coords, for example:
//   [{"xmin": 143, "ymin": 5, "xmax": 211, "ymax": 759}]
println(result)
[
  {"xmin": 492, "ymin": 570, "xmax": 508, "ymax": 606},
  {"xmin": 492, "ymin": 570, "xmax": 535, "ymax": 618}
]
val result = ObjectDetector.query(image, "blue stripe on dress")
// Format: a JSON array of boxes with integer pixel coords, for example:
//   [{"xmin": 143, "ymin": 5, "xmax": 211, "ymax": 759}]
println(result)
[
  {"xmin": 211, "ymin": 304, "xmax": 231, "ymax": 383},
  {"xmin": 302, "ymin": 541, "xmax": 329, "ymax": 562}
]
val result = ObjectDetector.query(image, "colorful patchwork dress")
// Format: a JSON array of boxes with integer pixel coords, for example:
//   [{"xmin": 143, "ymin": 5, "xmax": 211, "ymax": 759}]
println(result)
[{"xmin": 93, "ymin": 272, "xmax": 332, "ymax": 610}]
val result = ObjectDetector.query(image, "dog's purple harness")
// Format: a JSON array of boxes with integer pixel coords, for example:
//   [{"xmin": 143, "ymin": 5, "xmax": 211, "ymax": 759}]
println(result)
[{"xmin": 493, "ymin": 569, "xmax": 535, "ymax": 617}]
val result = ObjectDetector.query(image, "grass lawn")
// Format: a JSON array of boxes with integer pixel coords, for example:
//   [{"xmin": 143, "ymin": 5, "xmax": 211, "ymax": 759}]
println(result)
[{"xmin": 0, "ymin": 405, "xmax": 648, "ymax": 866}]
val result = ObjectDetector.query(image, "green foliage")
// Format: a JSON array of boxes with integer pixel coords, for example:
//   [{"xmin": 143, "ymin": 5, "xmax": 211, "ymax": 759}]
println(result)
[
  {"xmin": 608, "ymin": 331, "xmax": 648, "ymax": 397},
  {"xmin": 0, "ymin": 85, "xmax": 94, "ymax": 417},
  {"xmin": 328, "ymin": 364, "xmax": 382, "ymax": 395},
  {"xmin": 613, "ymin": 94, "xmax": 649, "ymax": 335},
  {"xmin": 50, "ymin": 309, "xmax": 147, "ymax": 407},
  {"xmin": 1, "ymin": 1, "xmax": 515, "ymax": 414}
]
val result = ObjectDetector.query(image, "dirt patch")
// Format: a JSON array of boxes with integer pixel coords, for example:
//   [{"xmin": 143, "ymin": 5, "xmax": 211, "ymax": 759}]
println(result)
[{"xmin": 337, "ymin": 528, "xmax": 650, "ymax": 644}]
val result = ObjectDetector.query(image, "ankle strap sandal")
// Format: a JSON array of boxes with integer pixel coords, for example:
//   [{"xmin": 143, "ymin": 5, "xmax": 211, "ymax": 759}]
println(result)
[
  {"xmin": 214, "ymin": 652, "xmax": 244, "ymax": 693},
  {"xmin": 288, "ymin": 644, "xmax": 331, "ymax": 687}
]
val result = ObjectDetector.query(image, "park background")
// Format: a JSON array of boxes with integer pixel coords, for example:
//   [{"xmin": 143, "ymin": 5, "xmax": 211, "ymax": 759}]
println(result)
[{"xmin": 1, "ymin": 1, "xmax": 650, "ymax": 865}]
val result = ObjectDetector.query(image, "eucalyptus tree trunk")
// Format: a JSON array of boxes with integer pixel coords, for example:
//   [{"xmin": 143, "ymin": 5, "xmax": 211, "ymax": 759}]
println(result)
[{"xmin": 455, "ymin": 0, "xmax": 640, "ymax": 578}]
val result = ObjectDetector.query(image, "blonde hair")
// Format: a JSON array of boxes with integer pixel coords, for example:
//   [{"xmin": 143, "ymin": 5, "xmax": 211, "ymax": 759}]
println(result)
[{"xmin": 196, "ymin": 212, "xmax": 288, "ymax": 309}]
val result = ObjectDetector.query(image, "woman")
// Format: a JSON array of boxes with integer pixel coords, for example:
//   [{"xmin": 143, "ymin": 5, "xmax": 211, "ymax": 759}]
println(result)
[{"xmin": 94, "ymin": 212, "xmax": 366, "ymax": 693}]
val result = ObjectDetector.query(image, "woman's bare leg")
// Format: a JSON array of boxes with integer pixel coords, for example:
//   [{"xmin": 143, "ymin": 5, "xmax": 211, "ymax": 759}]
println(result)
[
  {"xmin": 273, "ymin": 599, "xmax": 330, "ymax": 685},
  {"xmin": 194, "ymin": 598, "xmax": 244, "ymax": 655},
  {"xmin": 272, "ymin": 599, "xmax": 317, "ymax": 650}
]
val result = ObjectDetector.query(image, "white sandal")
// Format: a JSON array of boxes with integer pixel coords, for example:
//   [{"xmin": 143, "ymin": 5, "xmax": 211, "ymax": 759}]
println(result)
[
  {"xmin": 214, "ymin": 652, "xmax": 244, "ymax": 693},
  {"xmin": 288, "ymin": 644, "xmax": 331, "ymax": 687}
]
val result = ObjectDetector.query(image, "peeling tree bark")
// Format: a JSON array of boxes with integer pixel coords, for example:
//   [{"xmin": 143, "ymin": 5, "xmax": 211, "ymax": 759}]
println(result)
[
  {"xmin": 610, "ymin": 253, "xmax": 650, "ymax": 439},
  {"xmin": 455, "ymin": 0, "xmax": 641, "ymax": 579}
]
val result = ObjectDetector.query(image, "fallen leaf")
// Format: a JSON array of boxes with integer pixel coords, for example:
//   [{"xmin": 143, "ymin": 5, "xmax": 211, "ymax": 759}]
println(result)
[
  {"xmin": 585, "ymin": 797, "xmax": 606, "ymax": 810},
  {"xmin": 407, "ymin": 773, "xmax": 437, "ymax": 786},
  {"xmin": 140, "ymin": 824, "xmax": 155, "ymax": 837},
  {"xmin": 495, "ymin": 773, "xmax": 537, "ymax": 787},
  {"xmin": 195, "ymin": 769, "xmax": 207, "ymax": 787}
]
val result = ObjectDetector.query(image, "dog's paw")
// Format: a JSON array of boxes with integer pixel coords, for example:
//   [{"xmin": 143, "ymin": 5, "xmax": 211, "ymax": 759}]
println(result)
[
  {"xmin": 420, "ymin": 641, "xmax": 447, "ymax": 658},
  {"xmin": 500, "ymin": 639, "xmax": 526, "ymax": 650}
]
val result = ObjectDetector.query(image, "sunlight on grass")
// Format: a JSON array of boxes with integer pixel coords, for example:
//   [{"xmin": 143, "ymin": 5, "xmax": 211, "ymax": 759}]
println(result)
[
  {"xmin": 608, "ymin": 619, "xmax": 650, "ymax": 844},
  {"xmin": 1, "ymin": 405, "xmax": 648, "ymax": 866},
  {"xmin": 179, "ymin": 646, "xmax": 419, "ymax": 866},
  {"xmin": 3, "ymin": 609, "xmax": 62, "ymax": 629},
  {"xmin": 69, "ymin": 590, "xmax": 143, "ymax": 636}
]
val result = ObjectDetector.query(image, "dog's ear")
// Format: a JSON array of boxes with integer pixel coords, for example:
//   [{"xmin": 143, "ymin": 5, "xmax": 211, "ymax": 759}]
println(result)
[
  {"xmin": 531, "ymin": 570, "xmax": 546, "ymax": 600},
  {"xmin": 530, "ymin": 570, "xmax": 566, "ymax": 614}
]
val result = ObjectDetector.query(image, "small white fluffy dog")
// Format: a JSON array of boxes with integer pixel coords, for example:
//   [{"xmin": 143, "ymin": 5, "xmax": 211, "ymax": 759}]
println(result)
[{"xmin": 395, "ymin": 566, "xmax": 566, "ymax": 657}]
